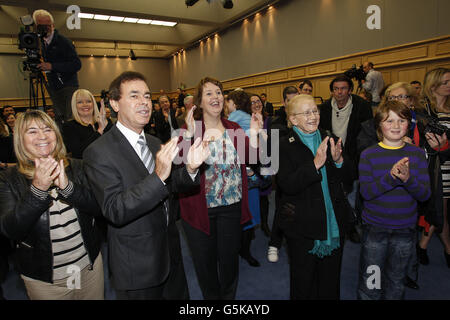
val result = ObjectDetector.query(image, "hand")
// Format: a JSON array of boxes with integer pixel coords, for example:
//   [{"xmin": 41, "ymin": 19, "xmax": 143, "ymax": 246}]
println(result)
[
  {"xmin": 53, "ymin": 159, "xmax": 68, "ymax": 190},
  {"xmin": 186, "ymin": 137, "xmax": 210, "ymax": 173},
  {"xmin": 390, "ymin": 157, "xmax": 410, "ymax": 183},
  {"xmin": 314, "ymin": 136, "xmax": 329, "ymax": 170},
  {"xmin": 97, "ymin": 99, "xmax": 107, "ymax": 134},
  {"xmin": 402, "ymin": 136, "xmax": 413, "ymax": 144},
  {"xmin": 155, "ymin": 137, "xmax": 179, "ymax": 182},
  {"xmin": 425, "ymin": 132, "xmax": 447, "ymax": 149},
  {"xmin": 185, "ymin": 105, "xmax": 196, "ymax": 137},
  {"xmin": 250, "ymin": 112, "xmax": 263, "ymax": 133},
  {"xmin": 32, "ymin": 157, "xmax": 59, "ymax": 191},
  {"xmin": 38, "ymin": 62, "xmax": 52, "ymax": 71},
  {"xmin": 163, "ymin": 109, "xmax": 169, "ymax": 122},
  {"xmin": 330, "ymin": 137, "xmax": 343, "ymax": 163}
]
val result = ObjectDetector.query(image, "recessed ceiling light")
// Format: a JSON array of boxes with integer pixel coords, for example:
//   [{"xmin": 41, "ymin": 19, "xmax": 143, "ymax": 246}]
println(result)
[
  {"xmin": 124, "ymin": 17, "xmax": 139, "ymax": 23},
  {"xmin": 109, "ymin": 16, "xmax": 125, "ymax": 22},
  {"xmin": 79, "ymin": 13, "xmax": 94, "ymax": 19},
  {"xmin": 137, "ymin": 19, "xmax": 152, "ymax": 24},
  {"xmin": 94, "ymin": 14, "xmax": 110, "ymax": 20},
  {"xmin": 151, "ymin": 20, "xmax": 177, "ymax": 27}
]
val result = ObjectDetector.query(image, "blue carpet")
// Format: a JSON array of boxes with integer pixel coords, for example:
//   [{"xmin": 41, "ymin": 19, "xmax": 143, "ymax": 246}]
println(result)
[{"xmin": 3, "ymin": 191, "xmax": 450, "ymax": 300}]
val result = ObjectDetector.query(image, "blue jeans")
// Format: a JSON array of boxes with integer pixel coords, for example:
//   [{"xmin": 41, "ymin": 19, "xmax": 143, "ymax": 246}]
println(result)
[{"xmin": 357, "ymin": 224, "xmax": 415, "ymax": 300}]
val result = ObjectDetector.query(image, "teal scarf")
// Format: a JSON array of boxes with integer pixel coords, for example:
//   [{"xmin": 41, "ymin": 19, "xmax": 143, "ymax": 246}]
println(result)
[{"xmin": 293, "ymin": 127, "xmax": 340, "ymax": 258}]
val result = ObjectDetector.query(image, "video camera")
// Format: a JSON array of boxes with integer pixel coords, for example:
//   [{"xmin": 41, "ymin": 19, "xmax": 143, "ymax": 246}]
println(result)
[
  {"xmin": 344, "ymin": 64, "xmax": 366, "ymax": 82},
  {"xmin": 18, "ymin": 15, "xmax": 47, "ymax": 74}
]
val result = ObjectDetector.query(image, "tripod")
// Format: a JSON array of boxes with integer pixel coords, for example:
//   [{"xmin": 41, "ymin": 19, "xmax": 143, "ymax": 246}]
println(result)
[{"xmin": 27, "ymin": 69, "xmax": 47, "ymax": 111}]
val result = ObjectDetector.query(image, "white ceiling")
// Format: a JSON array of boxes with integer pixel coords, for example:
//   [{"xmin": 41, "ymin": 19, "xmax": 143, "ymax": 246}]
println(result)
[{"xmin": 0, "ymin": 0, "xmax": 279, "ymax": 58}]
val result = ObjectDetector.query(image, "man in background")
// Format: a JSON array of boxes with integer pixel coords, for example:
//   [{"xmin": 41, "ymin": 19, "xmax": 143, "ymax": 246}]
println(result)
[
  {"xmin": 362, "ymin": 62, "xmax": 384, "ymax": 107},
  {"xmin": 33, "ymin": 9, "xmax": 81, "ymax": 124}
]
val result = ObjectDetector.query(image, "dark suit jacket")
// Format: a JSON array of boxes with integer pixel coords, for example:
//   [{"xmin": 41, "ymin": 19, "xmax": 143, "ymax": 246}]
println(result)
[
  {"xmin": 155, "ymin": 109, "xmax": 179, "ymax": 143},
  {"xmin": 264, "ymin": 102, "xmax": 274, "ymax": 117},
  {"xmin": 83, "ymin": 125, "xmax": 198, "ymax": 291},
  {"xmin": 318, "ymin": 94, "xmax": 373, "ymax": 187}
]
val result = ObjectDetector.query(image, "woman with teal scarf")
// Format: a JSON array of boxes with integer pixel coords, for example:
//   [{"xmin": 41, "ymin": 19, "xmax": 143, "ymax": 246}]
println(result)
[{"xmin": 276, "ymin": 94, "xmax": 354, "ymax": 299}]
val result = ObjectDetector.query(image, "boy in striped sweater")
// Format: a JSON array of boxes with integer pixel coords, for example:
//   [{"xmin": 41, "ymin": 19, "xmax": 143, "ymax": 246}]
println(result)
[{"xmin": 357, "ymin": 100, "xmax": 431, "ymax": 300}]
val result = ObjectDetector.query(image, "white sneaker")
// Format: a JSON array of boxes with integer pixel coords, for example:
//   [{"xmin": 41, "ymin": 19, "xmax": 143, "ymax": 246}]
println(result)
[{"xmin": 267, "ymin": 246, "xmax": 279, "ymax": 263}]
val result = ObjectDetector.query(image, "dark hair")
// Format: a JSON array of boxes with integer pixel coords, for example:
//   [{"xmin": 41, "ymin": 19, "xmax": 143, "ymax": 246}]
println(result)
[
  {"xmin": 260, "ymin": 93, "xmax": 267, "ymax": 97},
  {"xmin": 158, "ymin": 95, "xmax": 170, "ymax": 103},
  {"xmin": 374, "ymin": 100, "xmax": 411, "ymax": 141},
  {"xmin": 109, "ymin": 71, "xmax": 148, "ymax": 101},
  {"xmin": 193, "ymin": 77, "xmax": 224, "ymax": 120},
  {"xmin": 410, "ymin": 80, "xmax": 422, "ymax": 86},
  {"xmin": 283, "ymin": 86, "xmax": 298, "ymax": 101},
  {"xmin": 226, "ymin": 90, "xmax": 251, "ymax": 114},
  {"xmin": 1, "ymin": 105, "xmax": 15, "ymax": 115},
  {"xmin": 330, "ymin": 75, "xmax": 354, "ymax": 92},
  {"xmin": 299, "ymin": 79, "xmax": 313, "ymax": 90}
]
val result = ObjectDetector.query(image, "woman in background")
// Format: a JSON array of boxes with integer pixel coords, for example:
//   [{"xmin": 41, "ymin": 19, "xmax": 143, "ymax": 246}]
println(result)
[{"xmin": 62, "ymin": 89, "xmax": 112, "ymax": 159}]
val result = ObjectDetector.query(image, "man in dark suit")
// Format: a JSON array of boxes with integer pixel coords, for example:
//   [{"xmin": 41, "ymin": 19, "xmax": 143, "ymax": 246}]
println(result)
[
  {"xmin": 155, "ymin": 95, "xmax": 179, "ymax": 143},
  {"xmin": 318, "ymin": 75, "xmax": 373, "ymax": 244},
  {"xmin": 83, "ymin": 71, "xmax": 208, "ymax": 300},
  {"xmin": 260, "ymin": 93, "xmax": 274, "ymax": 117}
]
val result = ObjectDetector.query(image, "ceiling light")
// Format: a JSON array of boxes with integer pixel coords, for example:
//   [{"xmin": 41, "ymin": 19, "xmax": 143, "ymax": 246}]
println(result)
[
  {"xmin": 79, "ymin": 13, "xmax": 94, "ymax": 19},
  {"xmin": 94, "ymin": 14, "xmax": 110, "ymax": 20},
  {"xmin": 109, "ymin": 16, "xmax": 125, "ymax": 22},
  {"xmin": 124, "ymin": 17, "xmax": 139, "ymax": 23},
  {"xmin": 151, "ymin": 20, "xmax": 177, "ymax": 26},
  {"xmin": 137, "ymin": 19, "xmax": 153, "ymax": 24}
]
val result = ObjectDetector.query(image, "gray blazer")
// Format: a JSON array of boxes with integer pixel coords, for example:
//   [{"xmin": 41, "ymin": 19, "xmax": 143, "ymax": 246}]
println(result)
[{"xmin": 83, "ymin": 125, "xmax": 198, "ymax": 291}]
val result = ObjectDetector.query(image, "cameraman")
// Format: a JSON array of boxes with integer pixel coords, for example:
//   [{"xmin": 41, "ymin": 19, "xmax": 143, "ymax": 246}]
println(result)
[
  {"xmin": 362, "ymin": 62, "xmax": 384, "ymax": 107},
  {"xmin": 33, "ymin": 9, "xmax": 81, "ymax": 124}
]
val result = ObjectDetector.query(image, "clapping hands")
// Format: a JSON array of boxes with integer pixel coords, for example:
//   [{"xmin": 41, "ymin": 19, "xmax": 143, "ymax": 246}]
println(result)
[
  {"xmin": 32, "ymin": 157, "xmax": 68, "ymax": 191},
  {"xmin": 390, "ymin": 157, "xmax": 409, "ymax": 183}
]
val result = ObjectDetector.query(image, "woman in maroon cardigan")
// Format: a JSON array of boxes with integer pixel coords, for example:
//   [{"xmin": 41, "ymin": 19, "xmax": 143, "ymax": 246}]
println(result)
[{"xmin": 178, "ymin": 77, "xmax": 263, "ymax": 299}]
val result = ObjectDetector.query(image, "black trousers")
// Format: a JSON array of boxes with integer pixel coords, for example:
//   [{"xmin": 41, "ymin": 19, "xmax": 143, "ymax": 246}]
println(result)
[
  {"xmin": 47, "ymin": 85, "xmax": 78, "ymax": 123},
  {"xmin": 115, "ymin": 281, "xmax": 166, "ymax": 300},
  {"xmin": 182, "ymin": 202, "xmax": 242, "ymax": 300},
  {"xmin": 286, "ymin": 236, "xmax": 343, "ymax": 300}
]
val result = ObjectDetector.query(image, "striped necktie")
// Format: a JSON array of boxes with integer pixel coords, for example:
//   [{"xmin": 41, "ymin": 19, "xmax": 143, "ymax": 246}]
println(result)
[
  {"xmin": 137, "ymin": 135, "xmax": 155, "ymax": 174},
  {"xmin": 137, "ymin": 135, "xmax": 169, "ymax": 224}
]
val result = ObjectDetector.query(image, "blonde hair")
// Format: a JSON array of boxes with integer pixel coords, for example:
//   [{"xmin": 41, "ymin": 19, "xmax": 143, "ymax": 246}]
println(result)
[
  {"xmin": 286, "ymin": 94, "xmax": 316, "ymax": 128},
  {"xmin": 71, "ymin": 89, "xmax": 100, "ymax": 126},
  {"xmin": 423, "ymin": 67, "xmax": 450, "ymax": 113},
  {"xmin": 380, "ymin": 82, "xmax": 424, "ymax": 111},
  {"xmin": 14, "ymin": 110, "xmax": 67, "ymax": 179},
  {"xmin": 32, "ymin": 9, "xmax": 54, "ymax": 24}
]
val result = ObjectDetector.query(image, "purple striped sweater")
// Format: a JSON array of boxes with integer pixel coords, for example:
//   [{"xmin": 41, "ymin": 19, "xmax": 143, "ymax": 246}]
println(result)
[{"xmin": 358, "ymin": 142, "xmax": 431, "ymax": 229}]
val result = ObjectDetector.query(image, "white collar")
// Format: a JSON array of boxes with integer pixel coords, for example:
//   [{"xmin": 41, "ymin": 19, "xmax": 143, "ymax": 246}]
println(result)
[{"xmin": 116, "ymin": 120, "xmax": 145, "ymax": 148}]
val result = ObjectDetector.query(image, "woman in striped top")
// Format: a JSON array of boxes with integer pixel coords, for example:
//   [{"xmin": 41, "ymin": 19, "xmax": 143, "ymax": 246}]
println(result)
[
  {"xmin": 357, "ymin": 100, "xmax": 431, "ymax": 300},
  {"xmin": 0, "ymin": 110, "xmax": 103, "ymax": 300}
]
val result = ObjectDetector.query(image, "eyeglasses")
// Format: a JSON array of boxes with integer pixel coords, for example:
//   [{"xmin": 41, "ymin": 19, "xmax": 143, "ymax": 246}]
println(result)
[
  {"xmin": 292, "ymin": 110, "xmax": 320, "ymax": 117},
  {"xmin": 250, "ymin": 100, "xmax": 262, "ymax": 105},
  {"xmin": 388, "ymin": 95, "xmax": 410, "ymax": 101}
]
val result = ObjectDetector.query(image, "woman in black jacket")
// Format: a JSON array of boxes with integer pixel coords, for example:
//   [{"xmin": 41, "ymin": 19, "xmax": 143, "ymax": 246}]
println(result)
[
  {"xmin": 0, "ymin": 110, "xmax": 103, "ymax": 300},
  {"xmin": 276, "ymin": 94, "xmax": 354, "ymax": 300},
  {"xmin": 62, "ymin": 89, "xmax": 112, "ymax": 159}
]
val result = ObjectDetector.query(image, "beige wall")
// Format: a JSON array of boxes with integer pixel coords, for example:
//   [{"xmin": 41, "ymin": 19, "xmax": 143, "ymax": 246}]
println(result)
[
  {"xmin": 0, "ymin": 55, "xmax": 170, "ymax": 99},
  {"xmin": 169, "ymin": 0, "xmax": 450, "ymax": 89}
]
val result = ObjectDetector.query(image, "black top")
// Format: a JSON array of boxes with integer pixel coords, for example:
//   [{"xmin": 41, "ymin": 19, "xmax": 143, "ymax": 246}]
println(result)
[
  {"xmin": 0, "ymin": 134, "xmax": 15, "ymax": 164},
  {"xmin": 62, "ymin": 120, "xmax": 113, "ymax": 159}
]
